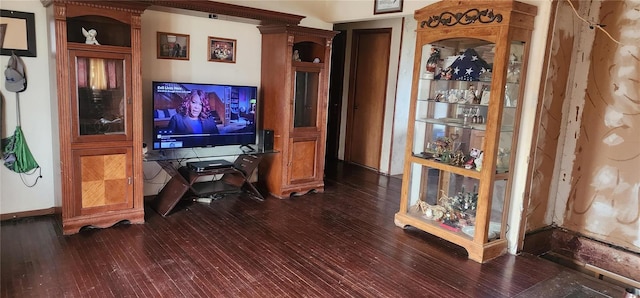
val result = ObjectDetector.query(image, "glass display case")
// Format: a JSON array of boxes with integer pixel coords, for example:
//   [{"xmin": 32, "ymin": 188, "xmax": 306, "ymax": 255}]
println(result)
[{"xmin": 394, "ymin": 0, "xmax": 537, "ymax": 263}]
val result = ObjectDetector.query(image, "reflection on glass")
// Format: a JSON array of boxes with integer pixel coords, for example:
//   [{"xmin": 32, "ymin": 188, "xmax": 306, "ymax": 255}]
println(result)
[
  {"xmin": 76, "ymin": 57, "xmax": 125, "ymax": 135},
  {"xmin": 486, "ymin": 179, "xmax": 507, "ymax": 240},
  {"xmin": 505, "ymin": 42, "xmax": 524, "ymax": 107},
  {"xmin": 293, "ymin": 71, "xmax": 319, "ymax": 128}
]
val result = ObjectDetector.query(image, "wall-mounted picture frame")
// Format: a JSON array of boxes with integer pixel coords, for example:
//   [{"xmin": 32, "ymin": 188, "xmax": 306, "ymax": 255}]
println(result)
[
  {"xmin": 208, "ymin": 36, "xmax": 236, "ymax": 63},
  {"xmin": 374, "ymin": 0, "xmax": 403, "ymax": 15},
  {"xmin": 157, "ymin": 32, "xmax": 189, "ymax": 60},
  {"xmin": 0, "ymin": 9, "xmax": 37, "ymax": 57}
]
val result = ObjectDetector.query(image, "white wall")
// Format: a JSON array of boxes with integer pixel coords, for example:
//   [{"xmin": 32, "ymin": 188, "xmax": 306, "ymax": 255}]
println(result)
[
  {"xmin": 334, "ymin": 18, "xmax": 405, "ymax": 175},
  {"xmin": 392, "ymin": 16, "xmax": 418, "ymax": 176},
  {"xmin": 1, "ymin": 1, "xmax": 56, "ymax": 215},
  {"xmin": 140, "ymin": 9, "xmax": 265, "ymax": 196},
  {"xmin": 504, "ymin": 1, "xmax": 553, "ymax": 253},
  {"xmin": 211, "ymin": 0, "xmax": 333, "ymax": 29}
]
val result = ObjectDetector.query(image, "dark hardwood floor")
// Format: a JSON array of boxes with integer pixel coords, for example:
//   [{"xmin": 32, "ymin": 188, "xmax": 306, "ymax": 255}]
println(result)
[{"xmin": 1, "ymin": 161, "xmax": 623, "ymax": 297}]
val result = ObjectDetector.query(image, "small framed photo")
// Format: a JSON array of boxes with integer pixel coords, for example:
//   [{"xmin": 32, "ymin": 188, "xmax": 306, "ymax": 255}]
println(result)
[
  {"xmin": 374, "ymin": 0, "xmax": 403, "ymax": 15},
  {"xmin": 208, "ymin": 36, "xmax": 236, "ymax": 63},
  {"xmin": 157, "ymin": 32, "xmax": 189, "ymax": 60}
]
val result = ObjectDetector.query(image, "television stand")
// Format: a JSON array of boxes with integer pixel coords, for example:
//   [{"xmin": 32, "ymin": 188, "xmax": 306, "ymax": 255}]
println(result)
[
  {"xmin": 240, "ymin": 144, "xmax": 256, "ymax": 152},
  {"xmin": 150, "ymin": 153, "xmax": 266, "ymax": 216}
]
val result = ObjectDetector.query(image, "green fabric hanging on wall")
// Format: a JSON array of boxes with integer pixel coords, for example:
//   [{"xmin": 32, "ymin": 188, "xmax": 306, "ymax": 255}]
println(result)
[{"xmin": 2, "ymin": 126, "xmax": 39, "ymax": 173}]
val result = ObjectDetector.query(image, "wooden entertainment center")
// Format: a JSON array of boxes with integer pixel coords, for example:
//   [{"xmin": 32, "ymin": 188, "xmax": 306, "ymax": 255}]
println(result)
[{"xmin": 46, "ymin": 0, "xmax": 335, "ymax": 233}]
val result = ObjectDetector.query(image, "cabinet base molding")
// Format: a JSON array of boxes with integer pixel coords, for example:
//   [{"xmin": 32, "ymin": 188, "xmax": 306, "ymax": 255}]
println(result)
[
  {"xmin": 62, "ymin": 208, "xmax": 144, "ymax": 235},
  {"xmin": 269, "ymin": 182, "xmax": 325, "ymax": 199},
  {"xmin": 395, "ymin": 213, "xmax": 508, "ymax": 263}
]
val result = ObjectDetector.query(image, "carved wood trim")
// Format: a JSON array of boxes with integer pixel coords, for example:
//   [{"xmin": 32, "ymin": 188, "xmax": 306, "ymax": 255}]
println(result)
[
  {"xmin": 53, "ymin": 4, "xmax": 66, "ymax": 20},
  {"xmin": 258, "ymin": 24, "xmax": 338, "ymax": 39},
  {"xmin": 142, "ymin": 0, "xmax": 305, "ymax": 25},
  {"xmin": 422, "ymin": 8, "xmax": 503, "ymax": 28},
  {"xmin": 48, "ymin": 0, "xmax": 151, "ymax": 13},
  {"xmin": 45, "ymin": 0, "xmax": 306, "ymax": 25},
  {"xmin": 131, "ymin": 14, "xmax": 141, "ymax": 29}
]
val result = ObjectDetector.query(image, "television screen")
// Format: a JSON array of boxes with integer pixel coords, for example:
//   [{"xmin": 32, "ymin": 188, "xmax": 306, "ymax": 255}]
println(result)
[{"xmin": 152, "ymin": 81, "xmax": 257, "ymax": 150}]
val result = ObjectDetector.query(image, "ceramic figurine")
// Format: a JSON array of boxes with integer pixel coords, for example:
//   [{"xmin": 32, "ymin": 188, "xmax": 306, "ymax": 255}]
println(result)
[
  {"xmin": 423, "ymin": 48, "xmax": 440, "ymax": 79},
  {"xmin": 464, "ymin": 157, "xmax": 475, "ymax": 170},
  {"xmin": 82, "ymin": 27, "xmax": 100, "ymax": 45},
  {"xmin": 474, "ymin": 152, "xmax": 484, "ymax": 172},
  {"xmin": 450, "ymin": 150, "xmax": 466, "ymax": 167},
  {"xmin": 426, "ymin": 48, "xmax": 440, "ymax": 73}
]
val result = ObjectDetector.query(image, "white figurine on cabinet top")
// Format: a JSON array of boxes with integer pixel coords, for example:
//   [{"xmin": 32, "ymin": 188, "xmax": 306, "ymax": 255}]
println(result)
[{"xmin": 82, "ymin": 27, "xmax": 100, "ymax": 45}]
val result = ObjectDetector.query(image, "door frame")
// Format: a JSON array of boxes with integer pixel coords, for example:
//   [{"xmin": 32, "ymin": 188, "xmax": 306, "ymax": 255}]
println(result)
[
  {"xmin": 344, "ymin": 28, "xmax": 391, "ymax": 170},
  {"xmin": 326, "ymin": 30, "xmax": 347, "ymax": 161}
]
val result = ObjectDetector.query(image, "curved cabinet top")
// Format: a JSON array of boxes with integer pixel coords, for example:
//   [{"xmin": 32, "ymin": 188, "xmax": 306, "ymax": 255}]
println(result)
[
  {"xmin": 50, "ymin": 0, "xmax": 149, "ymax": 22},
  {"xmin": 415, "ymin": 0, "xmax": 537, "ymax": 32}
]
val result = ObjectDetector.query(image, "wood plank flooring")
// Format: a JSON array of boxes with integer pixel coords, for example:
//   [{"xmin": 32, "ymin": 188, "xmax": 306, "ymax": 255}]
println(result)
[{"xmin": 1, "ymin": 161, "xmax": 623, "ymax": 297}]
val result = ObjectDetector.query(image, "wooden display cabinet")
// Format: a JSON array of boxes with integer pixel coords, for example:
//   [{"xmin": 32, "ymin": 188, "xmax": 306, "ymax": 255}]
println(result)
[
  {"xmin": 394, "ymin": 0, "xmax": 537, "ymax": 262},
  {"xmin": 257, "ymin": 25, "xmax": 337, "ymax": 198},
  {"xmin": 48, "ymin": 0, "xmax": 149, "ymax": 234}
]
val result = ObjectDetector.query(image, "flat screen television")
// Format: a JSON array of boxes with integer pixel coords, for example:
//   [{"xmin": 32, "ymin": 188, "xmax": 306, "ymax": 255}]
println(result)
[{"xmin": 152, "ymin": 81, "xmax": 257, "ymax": 150}]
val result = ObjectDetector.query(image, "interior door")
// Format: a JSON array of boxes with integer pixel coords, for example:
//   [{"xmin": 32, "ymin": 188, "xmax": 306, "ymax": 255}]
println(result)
[{"xmin": 346, "ymin": 29, "xmax": 391, "ymax": 170}]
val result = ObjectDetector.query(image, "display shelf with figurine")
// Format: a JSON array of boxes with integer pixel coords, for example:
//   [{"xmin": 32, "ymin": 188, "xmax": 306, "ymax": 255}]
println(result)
[{"xmin": 395, "ymin": 0, "xmax": 536, "ymax": 263}]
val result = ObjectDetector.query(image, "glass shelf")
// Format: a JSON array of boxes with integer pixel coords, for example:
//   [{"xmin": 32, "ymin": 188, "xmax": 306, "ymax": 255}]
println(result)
[
  {"xmin": 416, "ymin": 117, "xmax": 514, "ymax": 132},
  {"xmin": 403, "ymin": 162, "xmax": 507, "ymax": 241},
  {"xmin": 144, "ymin": 147, "xmax": 277, "ymax": 162}
]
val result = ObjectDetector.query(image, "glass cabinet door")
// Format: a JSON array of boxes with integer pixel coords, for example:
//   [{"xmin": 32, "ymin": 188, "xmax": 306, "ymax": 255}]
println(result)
[
  {"xmin": 405, "ymin": 38, "xmax": 514, "ymax": 241},
  {"xmin": 70, "ymin": 50, "xmax": 132, "ymax": 142},
  {"xmin": 293, "ymin": 69, "xmax": 319, "ymax": 128},
  {"xmin": 413, "ymin": 39, "xmax": 496, "ymax": 166}
]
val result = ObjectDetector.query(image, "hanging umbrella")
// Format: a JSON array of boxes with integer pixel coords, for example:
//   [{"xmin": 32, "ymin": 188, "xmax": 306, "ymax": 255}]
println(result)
[{"xmin": 3, "ymin": 53, "xmax": 39, "ymax": 173}]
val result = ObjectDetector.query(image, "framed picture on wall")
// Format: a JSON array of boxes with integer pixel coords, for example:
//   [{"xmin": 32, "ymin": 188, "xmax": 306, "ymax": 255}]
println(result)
[
  {"xmin": 374, "ymin": 0, "xmax": 403, "ymax": 14},
  {"xmin": 0, "ymin": 9, "xmax": 37, "ymax": 57},
  {"xmin": 157, "ymin": 32, "xmax": 189, "ymax": 60},
  {"xmin": 208, "ymin": 36, "xmax": 236, "ymax": 63}
]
